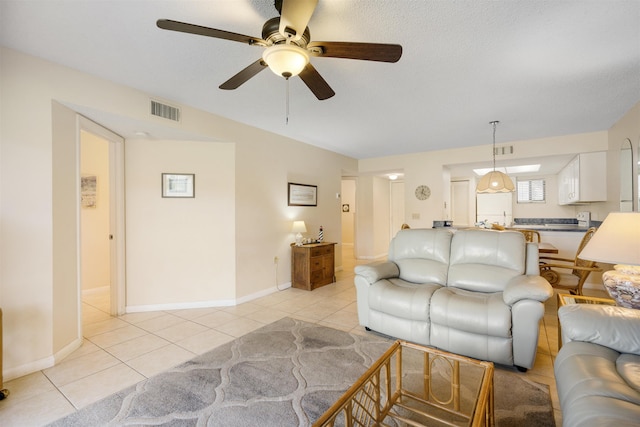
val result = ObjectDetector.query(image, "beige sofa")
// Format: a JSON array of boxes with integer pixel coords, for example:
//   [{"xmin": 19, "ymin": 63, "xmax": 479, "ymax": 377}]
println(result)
[{"xmin": 354, "ymin": 228, "xmax": 553, "ymax": 370}]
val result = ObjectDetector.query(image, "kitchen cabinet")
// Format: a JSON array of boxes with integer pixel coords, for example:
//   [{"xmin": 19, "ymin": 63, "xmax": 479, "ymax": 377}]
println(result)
[{"xmin": 558, "ymin": 152, "xmax": 607, "ymax": 205}]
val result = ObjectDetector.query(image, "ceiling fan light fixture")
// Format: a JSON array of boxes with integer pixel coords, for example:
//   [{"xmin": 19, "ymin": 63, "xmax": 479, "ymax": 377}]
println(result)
[
  {"xmin": 476, "ymin": 121, "xmax": 515, "ymax": 193},
  {"xmin": 262, "ymin": 44, "xmax": 309, "ymax": 78}
]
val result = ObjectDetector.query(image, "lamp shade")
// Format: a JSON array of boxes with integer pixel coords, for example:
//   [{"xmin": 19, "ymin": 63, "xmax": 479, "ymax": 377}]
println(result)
[
  {"xmin": 579, "ymin": 212, "xmax": 640, "ymax": 266},
  {"xmin": 291, "ymin": 220, "xmax": 307, "ymax": 233},
  {"xmin": 476, "ymin": 171, "xmax": 515, "ymax": 193},
  {"xmin": 262, "ymin": 44, "xmax": 310, "ymax": 78}
]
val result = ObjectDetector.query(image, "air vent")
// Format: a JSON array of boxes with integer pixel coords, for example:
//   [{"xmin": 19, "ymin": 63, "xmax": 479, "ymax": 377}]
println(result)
[
  {"xmin": 494, "ymin": 145, "xmax": 514, "ymax": 156},
  {"xmin": 150, "ymin": 100, "xmax": 180, "ymax": 122}
]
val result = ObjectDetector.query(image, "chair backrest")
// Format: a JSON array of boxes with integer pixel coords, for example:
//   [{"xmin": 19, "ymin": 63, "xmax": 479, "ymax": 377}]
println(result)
[
  {"xmin": 515, "ymin": 229, "xmax": 541, "ymax": 243},
  {"xmin": 573, "ymin": 227, "xmax": 598, "ymax": 282}
]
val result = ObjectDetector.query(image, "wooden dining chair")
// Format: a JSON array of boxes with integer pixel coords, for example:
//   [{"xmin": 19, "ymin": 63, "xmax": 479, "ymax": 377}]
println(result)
[
  {"xmin": 514, "ymin": 229, "xmax": 541, "ymax": 243},
  {"xmin": 539, "ymin": 227, "xmax": 601, "ymax": 295}
]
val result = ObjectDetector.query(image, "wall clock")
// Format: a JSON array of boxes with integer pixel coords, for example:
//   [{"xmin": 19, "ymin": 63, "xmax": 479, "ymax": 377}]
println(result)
[{"xmin": 415, "ymin": 185, "xmax": 431, "ymax": 200}]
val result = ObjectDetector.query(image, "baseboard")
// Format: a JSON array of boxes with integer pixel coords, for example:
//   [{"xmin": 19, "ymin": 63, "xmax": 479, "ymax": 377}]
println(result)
[
  {"xmin": 4, "ymin": 355, "xmax": 55, "ymax": 382},
  {"xmin": 126, "ymin": 299, "xmax": 236, "ymax": 313},
  {"xmin": 54, "ymin": 336, "xmax": 83, "ymax": 364},
  {"xmin": 125, "ymin": 283, "xmax": 295, "ymax": 313}
]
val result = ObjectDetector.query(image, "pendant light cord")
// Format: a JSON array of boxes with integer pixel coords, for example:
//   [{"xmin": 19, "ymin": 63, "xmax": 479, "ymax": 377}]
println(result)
[{"xmin": 490, "ymin": 120, "xmax": 499, "ymax": 171}]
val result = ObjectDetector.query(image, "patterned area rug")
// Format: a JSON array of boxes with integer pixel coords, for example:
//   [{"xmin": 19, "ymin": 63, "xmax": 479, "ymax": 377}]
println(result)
[{"xmin": 48, "ymin": 317, "xmax": 554, "ymax": 426}]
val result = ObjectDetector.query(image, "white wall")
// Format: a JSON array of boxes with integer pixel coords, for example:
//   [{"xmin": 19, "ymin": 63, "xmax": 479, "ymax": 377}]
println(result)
[
  {"xmin": 341, "ymin": 179, "xmax": 356, "ymax": 245},
  {"xmin": 0, "ymin": 47, "xmax": 357, "ymax": 380},
  {"xmin": 125, "ymin": 140, "xmax": 236, "ymax": 309},
  {"xmin": 80, "ymin": 131, "xmax": 110, "ymax": 291}
]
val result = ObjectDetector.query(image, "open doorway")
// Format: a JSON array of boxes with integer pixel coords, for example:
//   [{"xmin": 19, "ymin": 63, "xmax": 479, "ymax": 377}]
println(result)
[{"xmin": 78, "ymin": 117, "xmax": 125, "ymax": 316}]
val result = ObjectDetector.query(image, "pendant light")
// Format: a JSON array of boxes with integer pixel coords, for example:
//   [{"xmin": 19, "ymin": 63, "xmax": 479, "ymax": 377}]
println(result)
[{"xmin": 476, "ymin": 121, "xmax": 515, "ymax": 193}]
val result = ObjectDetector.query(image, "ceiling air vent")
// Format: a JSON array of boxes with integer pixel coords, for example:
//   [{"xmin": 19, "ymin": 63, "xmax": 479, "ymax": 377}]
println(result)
[
  {"xmin": 150, "ymin": 100, "xmax": 180, "ymax": 122},
  {"xmin": 494, "ymin": 145, "xmax": 514, "ymax": 156}
]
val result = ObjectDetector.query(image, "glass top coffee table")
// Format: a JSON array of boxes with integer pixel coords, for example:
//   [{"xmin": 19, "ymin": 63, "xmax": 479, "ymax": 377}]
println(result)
[{"xmin": 314, "ymin": 340, "xmax": 495, "ymax": 427}]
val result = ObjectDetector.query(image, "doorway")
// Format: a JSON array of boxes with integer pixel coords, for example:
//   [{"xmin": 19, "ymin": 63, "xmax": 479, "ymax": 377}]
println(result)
[{"xmin": 78, "ymin": 117, "xmax": 125, "ymax": 316}]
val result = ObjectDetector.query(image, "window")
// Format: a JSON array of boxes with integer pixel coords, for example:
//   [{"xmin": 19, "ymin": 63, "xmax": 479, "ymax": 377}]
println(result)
[{"xmin": 517, "ymin": 179, "xmax": 545, "ymax": 203}]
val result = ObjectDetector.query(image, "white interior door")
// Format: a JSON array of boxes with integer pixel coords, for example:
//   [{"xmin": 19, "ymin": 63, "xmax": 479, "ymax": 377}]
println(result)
[
  {"xmin": 451, "ymin": 180, "xmax": 471, "ymax": 227},
  {"xmin": 79, "ymin": 116, "xmax": 125, "ymax": 316},
  {"xmin": 390, "ymin": 181, "xmax": 405, "ymax": 239}
]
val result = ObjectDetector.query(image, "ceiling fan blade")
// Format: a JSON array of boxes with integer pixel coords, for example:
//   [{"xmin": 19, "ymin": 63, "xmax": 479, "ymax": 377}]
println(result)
[
  {"xmin": 279, "ymin": 0, "xmax": 318, "ymax": 41},
  {"xmin": 219, "ymin": 59, "xmax": 268, "ymax": 90},
  {"xmin": 157, "ymin": 19, "xmax": 265, "ymax": 46},
  {"xmin": 298, "ymin": 63, "xmax": 335, "ymax": 100},
  {"xmin": 308, "ymin": 41, "xmax": 402, "ymax": 63}
]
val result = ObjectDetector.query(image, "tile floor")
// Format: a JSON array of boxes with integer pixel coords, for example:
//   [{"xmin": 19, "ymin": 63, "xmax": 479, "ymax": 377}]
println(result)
[{"xmin": 0, "ymin": 249, "xmax": 609, "ymax": 426}]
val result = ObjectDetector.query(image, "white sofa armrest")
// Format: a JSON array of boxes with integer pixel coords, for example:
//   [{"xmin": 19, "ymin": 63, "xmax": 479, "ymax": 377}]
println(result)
[
  {"xmin": 558, "ymin": 304, "xmax": 640, "ymax": 355},
  {"xmin": 503, "ymin": 275, "xmax": 553, "ymax": 305},
  {"xmin": 354, "ymin": 261, "xmax": 399, "ymax": 284}
]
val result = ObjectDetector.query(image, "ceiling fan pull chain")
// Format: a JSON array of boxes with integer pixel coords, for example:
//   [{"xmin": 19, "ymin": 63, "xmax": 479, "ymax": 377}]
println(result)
[{"xmin": 285, "ymin": 77, "xmax": 290, "ymax": 125}]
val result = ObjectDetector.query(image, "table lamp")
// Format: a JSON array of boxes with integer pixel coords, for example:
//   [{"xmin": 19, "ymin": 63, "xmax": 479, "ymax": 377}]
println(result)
[
  {"xmin": 292, "ymin": 220, "xmax": 307, "ymax": 246},
  {"xmin": 579, "ymin": 212, "xmax": 640, "ymax": 309}
]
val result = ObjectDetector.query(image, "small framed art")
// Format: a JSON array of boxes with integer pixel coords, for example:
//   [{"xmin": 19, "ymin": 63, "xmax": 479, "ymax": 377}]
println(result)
[
  {"xmin": 162, "ymin": 173, "xmax": 195, "ymax": 198},
  {"xmin": 288, "ymin": 182, "xmax": 317, "ymax": 206}
]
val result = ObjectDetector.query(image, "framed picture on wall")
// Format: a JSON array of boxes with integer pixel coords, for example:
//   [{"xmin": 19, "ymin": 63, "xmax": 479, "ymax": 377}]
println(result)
[
  {"xmin": 288, "ymin": 182, "xmax": 317, "ymax": 206},
  {"xmin": 162, "ymin": 173, "xmax": 195, "ymax": 198},
  {"xmin": 81, "ymin": 175, "xmax": 97, "ymax": 208}
]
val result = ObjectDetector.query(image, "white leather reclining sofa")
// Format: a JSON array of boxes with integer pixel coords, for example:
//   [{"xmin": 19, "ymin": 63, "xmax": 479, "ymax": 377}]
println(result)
[
  {"xmin": 555, "ymin": 304, "xmax": 640, "ymax": 426},
  {"xmin": 354, "ymin": 228, "xmax": 553, "ymax": 370}
]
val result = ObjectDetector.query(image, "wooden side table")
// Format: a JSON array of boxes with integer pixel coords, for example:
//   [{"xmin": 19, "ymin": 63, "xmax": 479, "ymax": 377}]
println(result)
[
  {"xmin": 556, "ymin": 293, "xmax": 616, "ymax": 349},
  {"xmin": 291, "ymin": 242, "xmax": 336, "ymax": 291}
]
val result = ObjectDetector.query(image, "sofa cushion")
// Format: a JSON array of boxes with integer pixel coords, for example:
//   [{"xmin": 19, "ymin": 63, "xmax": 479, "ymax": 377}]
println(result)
[
  {"xmin": 430, "ymin": 287, "xmax": 511, "ymax": 337},
  {"xmin": 369, "ymin": 279, "xmax": 441, "ymax": 321},
  {"xmin": 389, "ymin": 229, "xmax": 452, "ymax": 285},
  {"xmin": 618, "ymin": 354, "xmax": 640, "ymax": 393},
  {"xmin": 555, "ymin": 341, "xmax": 640, "ymax": 426},
  {"xmin": 448, "ymin": 230, "xmax": 525, "ymax": 292}
]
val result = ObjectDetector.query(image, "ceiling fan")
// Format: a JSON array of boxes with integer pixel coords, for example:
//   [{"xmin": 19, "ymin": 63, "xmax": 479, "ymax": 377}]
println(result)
[{"xmin": 157, "ymin": 0, "xmax": 402, "ymax": 100}]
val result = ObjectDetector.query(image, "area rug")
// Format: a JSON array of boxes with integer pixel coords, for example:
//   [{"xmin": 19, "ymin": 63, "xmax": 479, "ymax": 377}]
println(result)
[{"xmin": 48, "ymin": 317, "xmax": 554, "ymax": 426}]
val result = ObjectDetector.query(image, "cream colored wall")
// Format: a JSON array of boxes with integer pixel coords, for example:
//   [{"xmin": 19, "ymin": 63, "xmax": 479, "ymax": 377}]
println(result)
[
  {"xmin": 357, "ymin": 132, "xmax": 609, "ymax": 243},
  {"xmin": 0, "ymin": 47, "xmax": 357, "ymax": 379},
  {"xmin": 341, "ymin": 179, "xmax": 356, "ymax": 246},
  {"xmin": 607, "ymin": 102, "xmax": 640, "ymax": 213},
  {"xmin": 80, "ymin": 131, "xmax": 110, "ymax": 291},
  {"xmin": 125, "ymin": 140, "xmax": 236, "ymax": 309}
]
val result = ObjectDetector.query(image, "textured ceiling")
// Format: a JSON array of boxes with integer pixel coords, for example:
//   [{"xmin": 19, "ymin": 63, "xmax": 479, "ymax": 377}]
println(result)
[{"xmin": 1, "ymin": 0, "xmax": 639, "ymax": 160}]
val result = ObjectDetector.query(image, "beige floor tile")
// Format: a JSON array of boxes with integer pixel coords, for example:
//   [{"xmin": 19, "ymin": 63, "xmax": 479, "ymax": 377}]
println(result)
[
  {"xmin": 321, "ymin": 310, "xmax": 360, "ymax": 329},
  {"xmin": 88, "ymin": 324, "xmax": 148, "ymax": 348},
  {"xmin": 118, "ymin": 310, "xmax": 166, "ymax": 324},
  {"xmin": 126, "ymin": 344, "xmax": 195, "ymax": 378},
  {"xmin": 153, "ymin": 320, "xmax": 209, "ymax": 342},
  {"xmin": 191, "ymin": 310, "xmax": 240, "ymax": 328},
  {"xmin": 176, "ymin": 329, "xmax": 235, "ymax": 354},
  {"xmin": 43, "ymin": 350, "xmax": 121, "ymax": 387},
  {"xmin": 1, "ymin": 371, "xmax": 57, "ymax": 405},
  {"xmin": 293, "ymin": 304, "xmax": 338, "ymax": 320},
  {"xmin": 244, "ymin": 308, "xmax": 290, "ymax": 324},
  {"xmin": 82, "ymin": 304, "xmax": 111, "ymax": 324},
  {"xmin": 214, "ymin": 317, "xmax": 265, "ymax": 337},
  {"xmin": 61, "ymin": 339, "xmax": 101, "ymax": 362},
  {"xmin": 59, "ymin": 363, "xmax": 145, "ymax": 409},
  {"xmin": 0, "ymin": 388, "xmax": 75, "ymax": 427},
  {"xmin": 83, "ymin": 317, "xmax": 130, "ymax": 338},
  {"xmin": 105, "ymin": 334, "xmax": 171, "ymax": 362},
  {"xmin": 168, "ymin": 306, "xmax": 220, "ymax": 320},
  {"xmin": 134, "ymin": 313, "xmax": 185, "ymax": 332},
  {"xmin": 220, "ymin": 302, "xmax": 263, "ymax": 316}
]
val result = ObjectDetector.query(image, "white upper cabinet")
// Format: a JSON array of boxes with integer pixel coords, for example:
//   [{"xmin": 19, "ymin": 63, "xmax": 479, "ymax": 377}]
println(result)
[{"xmin": 558, "ymin": 152, "xmax": 607, "ymax": 205}]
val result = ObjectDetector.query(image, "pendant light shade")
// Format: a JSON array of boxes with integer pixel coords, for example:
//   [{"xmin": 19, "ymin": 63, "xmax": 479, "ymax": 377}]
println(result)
[
  {"xmin": 262, "ymin": 44, "xmax": 309, "ymax": 78},
  {"xmin": 476, "ymin": 121, "xmax": 515, "ymax": 193}
]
